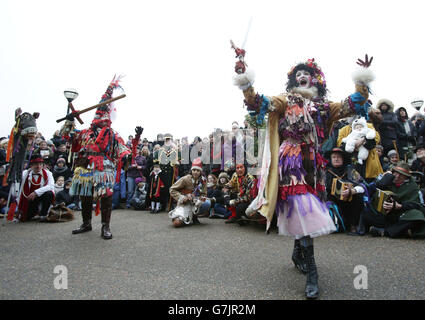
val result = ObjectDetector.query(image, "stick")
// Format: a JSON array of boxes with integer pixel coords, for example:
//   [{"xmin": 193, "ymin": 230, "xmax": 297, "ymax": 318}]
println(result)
[{"xmin": 56, "ymin": 94, "xmax": 126, "ymax": 123}]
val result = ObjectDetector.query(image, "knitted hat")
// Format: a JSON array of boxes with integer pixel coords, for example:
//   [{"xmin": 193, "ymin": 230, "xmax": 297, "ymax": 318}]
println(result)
[
  {"xmin": 56, "ymin": 158, "xmax": 66, "ymax": 165},
  {"xmin": 387, "ymin": 150, "xmax": 398, "ymax": 158},
  {"xmin": 191, "ymin": 157, "xmax": 202, "ymax": 171},
  {"xmin": 218, "ymin": 172, "xmax": 229, "ymax": 181},
  {"xmin": 135, "ymin": 177, "xmax": 146, "ymax": 184}
]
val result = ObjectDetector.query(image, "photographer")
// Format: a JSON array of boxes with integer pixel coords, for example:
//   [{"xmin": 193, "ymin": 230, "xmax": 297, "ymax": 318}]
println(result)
[{"xmin": 364, "ymin": 161, "xmax": 425, "ymax": 238}]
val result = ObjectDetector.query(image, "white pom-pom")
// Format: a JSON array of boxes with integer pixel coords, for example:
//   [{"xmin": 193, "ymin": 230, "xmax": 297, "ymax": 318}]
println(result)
[
  {"xmin": 351, "ymin": 67, "xmax": 375, "ymax": 86},
  {"xmin": 233, "ymin": 68, "xmax": 255, "ymax": 90}
]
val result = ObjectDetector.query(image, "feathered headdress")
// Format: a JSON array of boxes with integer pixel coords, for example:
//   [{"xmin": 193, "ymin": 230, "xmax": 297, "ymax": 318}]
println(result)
[{"xmin": 91, "ymin": 75, "xmax": 124, "ymax": 127}]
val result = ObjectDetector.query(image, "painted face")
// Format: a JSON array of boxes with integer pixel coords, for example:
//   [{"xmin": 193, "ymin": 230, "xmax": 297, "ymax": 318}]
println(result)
[
  {"xmin": 331, "ymin": 153, "xmax": 343, "ymax": 167},
  {"xmin": 236, "ymin": 164, "xmax": 245, "ymax": 177},
  {"xmin": 295, "ymin": 70, "xmax": 313, "ymax": 88}
]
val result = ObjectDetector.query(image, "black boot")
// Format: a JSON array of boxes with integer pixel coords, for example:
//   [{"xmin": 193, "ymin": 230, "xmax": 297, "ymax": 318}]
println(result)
[
  {"xmin": 72, "ymin": 196, "xmax": 93, "ymax": 234},
  {"xmin": 301, "ymin": 240, "xmax": 319, "ymax": 299},
  {"xmin": 72, "ymin": 220, "xmax": 92, "ymax": 234},
  {"xmin": 192, "ymin": 215, "xmax": 201, "ymax": 225},
  {"xmin": 101, "ymin": 197, "xmax": 113, "ymax": 240},
  {"xmin": 292, "ymin": 239, "xmax": 307, "ymax": 274}
]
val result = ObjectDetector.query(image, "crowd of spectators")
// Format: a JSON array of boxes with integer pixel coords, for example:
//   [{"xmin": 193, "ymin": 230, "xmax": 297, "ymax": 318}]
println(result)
[{"xmin": 1, "ymin": 103, "xmax": 425, "ymax": 238}]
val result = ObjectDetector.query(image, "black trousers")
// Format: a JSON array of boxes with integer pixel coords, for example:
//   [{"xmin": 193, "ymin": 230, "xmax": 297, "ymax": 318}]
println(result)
[
  {"xmin": 363, "ymin": 209, "xmax": 418, "ymax": 238},
  {"xmin": 235, "ymin": 202, "xmax": 250, "ymax": 218},
  {"xmin": 332, "ymin": 195, "xmax": 363, "ymax": 229},
  {"xmin": 27, "ymin": 191, "xmax": 54, "ymax": 218}
]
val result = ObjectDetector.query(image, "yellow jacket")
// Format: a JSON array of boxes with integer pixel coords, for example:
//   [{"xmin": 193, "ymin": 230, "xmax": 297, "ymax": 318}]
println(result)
[{"xmin": 336, "ymin": 123, "xmax": 383, "ymax": 179}]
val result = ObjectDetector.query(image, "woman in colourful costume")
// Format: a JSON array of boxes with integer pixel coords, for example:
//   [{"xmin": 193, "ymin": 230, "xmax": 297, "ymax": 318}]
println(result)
[
  {"xmin": 232, "ymin": 49, "xmax": 375, "ymax": 299},
  {"xmin": 61, "ymin": 76, "xmax": 133, "ymax": 240}
]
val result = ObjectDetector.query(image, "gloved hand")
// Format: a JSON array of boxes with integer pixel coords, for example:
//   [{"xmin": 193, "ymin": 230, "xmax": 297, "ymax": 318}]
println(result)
[
  {"xmin": 65, "ymin": 112, "xmax": 76, "ymax": 122},
  {"xmin": 135, "ymin": 126, "xmax": 144, "ymax": 136},
  {"xmin": 235, "ymin": 61, "xmax": 246, "ymax": 74}
]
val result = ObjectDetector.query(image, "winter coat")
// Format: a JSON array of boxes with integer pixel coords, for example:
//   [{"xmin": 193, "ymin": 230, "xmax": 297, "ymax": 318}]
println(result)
[
  {"xmin": 169, "ymin": 174, "xmax": 207, "ymax": 202},
  {"xmin": 127, "ymin": 155, "xmax": 147, "ymax": 178},
  {"xmin": 337, "ymin": 122, "xmax": 383, "ymax": 179},
  {"xmin": 130, "ymin": 185, "xmax": 147, "ymax": 210},
  {"xmin": 377, "ymin": 101, "xmax": 398, "ymax": 147},
  {"xmin": 52, "ymin": 165, "xmax": 73, "ymax": 181},
  {"xmin": 375, "ymin": 173, "xmax": 425, "ymax": 237},
  {"xmin": 395, "ymin": 108, "xmax": 416, "ymax": 157},
  {"xmin": 55, "ymin": 188, "xmax": 72, "ymax": 206}
]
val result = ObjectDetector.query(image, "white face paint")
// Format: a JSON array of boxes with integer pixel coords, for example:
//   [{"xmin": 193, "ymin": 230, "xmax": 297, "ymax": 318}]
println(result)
[{"xmin": 295, "ymin": 70, "xmax": 312, "ymax": 88}]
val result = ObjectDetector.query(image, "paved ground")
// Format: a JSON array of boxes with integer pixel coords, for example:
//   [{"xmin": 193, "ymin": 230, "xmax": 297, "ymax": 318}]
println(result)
[{"xmin": 1, "ymin": 209, "xmax": 424, "ymax": 300}]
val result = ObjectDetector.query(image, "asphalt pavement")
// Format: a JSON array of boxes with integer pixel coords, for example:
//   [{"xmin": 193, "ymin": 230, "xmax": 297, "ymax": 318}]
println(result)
[{"xmin": 1, "ymin": 209, "xmax": 424, "ymax": 300}]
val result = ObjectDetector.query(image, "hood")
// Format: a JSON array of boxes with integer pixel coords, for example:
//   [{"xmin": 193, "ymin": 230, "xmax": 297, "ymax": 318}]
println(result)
[
  {"xmin": 395, "ymin": 107, "xmax": 409, "ymax": 120},
  {"xmin": 376, "ymin": 98, "xmax": 394, "ymax": 113}
]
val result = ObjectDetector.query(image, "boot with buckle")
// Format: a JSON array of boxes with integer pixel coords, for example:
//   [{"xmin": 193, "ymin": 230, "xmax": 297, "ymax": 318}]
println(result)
[
  {"xmin": 292, "ymin": 239, "xmax": 307, "ymax": 274},
  {"xmin": 301, "ymin": 237, "xmax": 319, "ymax": 299}
]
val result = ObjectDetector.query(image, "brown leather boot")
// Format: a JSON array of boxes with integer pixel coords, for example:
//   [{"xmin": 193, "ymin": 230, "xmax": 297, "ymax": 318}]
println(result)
[
  {"xmin": 72, "ymin": 196, "xmax": 93, "ymax": 234},
  {"xmin": 100, "ymin": 196, "xmax": 113, "ymax": 240}
]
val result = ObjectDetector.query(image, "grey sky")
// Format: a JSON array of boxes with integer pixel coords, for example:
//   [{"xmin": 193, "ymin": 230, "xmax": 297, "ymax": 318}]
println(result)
[{"xmin": 1, "ymin": 0, "xmax": 424, "ymax": 142}]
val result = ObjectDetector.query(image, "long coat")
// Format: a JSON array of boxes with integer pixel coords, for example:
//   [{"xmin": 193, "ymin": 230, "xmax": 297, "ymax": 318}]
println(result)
[{"xmin": 375, "ymin": 174, "xmax": 425, "ymax": 237}]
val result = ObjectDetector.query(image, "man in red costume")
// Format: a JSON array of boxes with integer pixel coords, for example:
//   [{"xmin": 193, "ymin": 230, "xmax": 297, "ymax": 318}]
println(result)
[
  {"xmin": 16, "ymin": 154, "xmax": 55, "ymax": 222},
  {"xmin": 61, "ymin": 76, "xmax": 138, "ymax": 239}
]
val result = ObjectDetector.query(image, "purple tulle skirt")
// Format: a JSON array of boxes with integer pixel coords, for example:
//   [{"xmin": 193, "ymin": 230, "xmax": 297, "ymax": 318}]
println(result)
[{"xmin": 276, "ymin": 193, "xmax": 336, "ymax": 239}]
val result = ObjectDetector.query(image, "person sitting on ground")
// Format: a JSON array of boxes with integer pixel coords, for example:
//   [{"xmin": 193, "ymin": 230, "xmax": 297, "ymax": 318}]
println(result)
[
  {"xmin": 168, "ymin": 158, "xmax": 207, "ymax": 227},
  {"xmin": 225, "ymin": 163, "xmax": 257, "ymax": 226},
  {"xmin": 16, "ymin": 154, "xmax": 55, "ymax": 222},
  {"xmin": 0, "ymin": 191, "xmax": 8, "ymax": 218},
  {"xmin": 129, "ymin": 177, "xmax": 147, "ymax": 211},
  {"xmin": 197, "ymin": 174, "xmax": 217, "ymax": 218},
  {"xmin": 209, "ymin": 172, "xmax": 232, "ymax": 219},
  {"xmin": 55, "ymin": 178, "xmax": 80, "ymax": 210},
  {"xmin": 325, "ymin": 147, "xmax": 367, "ymax": 235},
  {"xmin": 364, "ymin": 161, "xmax": 425, "ymax": 238}
]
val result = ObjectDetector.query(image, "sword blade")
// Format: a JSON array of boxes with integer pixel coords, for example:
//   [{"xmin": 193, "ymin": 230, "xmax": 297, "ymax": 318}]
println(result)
[{"xmin": 241, "ymin": 16, "xmax": 253, "ymax": 50}]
